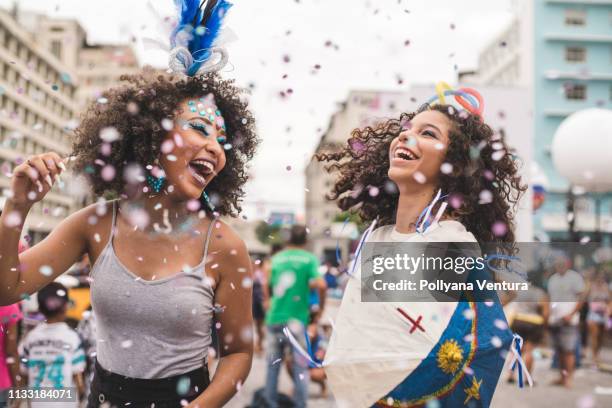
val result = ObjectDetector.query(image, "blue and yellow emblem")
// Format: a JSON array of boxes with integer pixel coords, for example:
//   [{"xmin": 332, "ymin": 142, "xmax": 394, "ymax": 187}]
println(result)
[{"xmin": 373, "ymin": 299, "xmax": 512, "ymax": 407}]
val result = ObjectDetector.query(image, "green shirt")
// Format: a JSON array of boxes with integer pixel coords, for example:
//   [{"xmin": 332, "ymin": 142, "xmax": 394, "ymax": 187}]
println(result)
[{"xmin": 265, "ymin": 248, "xmax": 320, "ymax": 326}]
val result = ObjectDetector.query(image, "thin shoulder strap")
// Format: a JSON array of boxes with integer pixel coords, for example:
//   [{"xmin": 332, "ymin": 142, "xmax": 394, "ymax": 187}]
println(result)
[
  {"xmin": 111, "ymin": 200, "xmax": 118, "ymax": 227},
  {"xmin": 203, "ymin": 215, "xmax": 218, "ymax": 263},
  {"xmin": 107, "ymin": 200, "xmax": 118, "ymax": 245}
]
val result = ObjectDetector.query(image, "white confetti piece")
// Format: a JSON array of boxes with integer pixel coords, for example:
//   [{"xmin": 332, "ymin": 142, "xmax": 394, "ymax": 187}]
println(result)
[
  {"xmin": 100, "ymin": 127, "xmax": 120, "ymax": 142},
  {"xmin": 39, "ymin": 265, "xmax": 53, "ymax": 276}
]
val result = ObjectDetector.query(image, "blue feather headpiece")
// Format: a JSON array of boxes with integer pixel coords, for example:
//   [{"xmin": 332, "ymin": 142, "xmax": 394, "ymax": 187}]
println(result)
[{"xmin": 169, "ymin": 0, "xmax": 233, "ymax": 76}]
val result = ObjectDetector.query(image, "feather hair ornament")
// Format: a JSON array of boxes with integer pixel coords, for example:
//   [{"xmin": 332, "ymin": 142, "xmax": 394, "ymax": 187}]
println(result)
[{"xmin": 169, "ymin": 0, "xmax": 233, "ymax": 76}]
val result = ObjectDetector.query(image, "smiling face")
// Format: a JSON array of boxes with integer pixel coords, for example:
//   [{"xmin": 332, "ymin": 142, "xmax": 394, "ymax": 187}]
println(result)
[
  {"xmin": 388, "ymin": 110, "xmax": 453, "ymax": 191},
  {"xmin": 158, "ymin": 95, "xmax": 228, "ymax": 201}
]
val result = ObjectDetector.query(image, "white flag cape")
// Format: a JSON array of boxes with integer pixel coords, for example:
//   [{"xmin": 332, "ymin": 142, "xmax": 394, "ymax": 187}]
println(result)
[{"xmin": 323, "ymin": 221, "xmax": 478, "ymax": 408}]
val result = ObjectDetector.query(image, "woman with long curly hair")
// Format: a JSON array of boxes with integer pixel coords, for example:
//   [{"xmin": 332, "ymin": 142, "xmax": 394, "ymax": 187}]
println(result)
[
  {"xmin": 318, "ymin": 103, "xmax": 523, "ymax": 248},
  {"xmin": 0, "ymin": 1, "xmax": 259, "ymax": 405},
  {"xmin": 0, "ymin": 67, "xmax": 258, "ymax": 407},
  {"xmin": 0, "ymin": 2, "xmax": 264, "ymax": 405},
  {"xmin": 318, "ymin": 99, "xmax": 527, "ymax": 407}
]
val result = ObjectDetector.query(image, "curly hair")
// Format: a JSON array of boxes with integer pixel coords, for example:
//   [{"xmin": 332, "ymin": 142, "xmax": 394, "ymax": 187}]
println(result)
[
  {"xmin": 71, "ymin": 68, "xmax": 258, "ymax": 216},
  {"xmin": 316, "ymin": 104, "xmax": 526, "ymax": 247}
]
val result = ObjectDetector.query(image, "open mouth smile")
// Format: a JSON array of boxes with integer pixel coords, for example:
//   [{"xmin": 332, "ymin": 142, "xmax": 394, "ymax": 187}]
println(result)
[
  {"xmin": 393, "ymin": 146, "xmax": 420, "ymax": 161},
  {"xmin": 188, "ymin": 158, "xmax": 216, "ymax": 186}
]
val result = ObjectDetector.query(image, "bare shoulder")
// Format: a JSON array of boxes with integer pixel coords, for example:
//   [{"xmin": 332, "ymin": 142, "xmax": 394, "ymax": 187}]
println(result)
[
  {"xmin": 65, "ymin": 200, "xmax": 118, "ymax": 254},
  {"xmin": 65, "ymin": 200, "xmax": 115, "ymax": 233},
  {"xmin": 207, "ymin": 217, "xmax": 248, "ymax": 256},
  {"xmin": 206, "ymin": 218, "xmax": 251, "ymax": 283},
  {"xmin": 55, "ymin": 201, "xmax": 102, "ymax": 234}
]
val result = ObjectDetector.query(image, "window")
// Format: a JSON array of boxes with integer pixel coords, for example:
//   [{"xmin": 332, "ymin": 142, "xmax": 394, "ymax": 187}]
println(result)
[
  {"xmin": 565, "ymin": 83, "xmax": 587, "ymax": 100},
  {"xmin": 565, "ymin": 46, "xmax": 586, "ymax": 62},
  {"xmin": 50, "ymin": 40, "xmax": 62, "ymax": 60},
  {"xmin": 8, "ymin": 37, "xmax": 16, "ymax": 54},
  {"xmin": 565, "ymin": 9, "xmax": 586, "ymax": 26}
]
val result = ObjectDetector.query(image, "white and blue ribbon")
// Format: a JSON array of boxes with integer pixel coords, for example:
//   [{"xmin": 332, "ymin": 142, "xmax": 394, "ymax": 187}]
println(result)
[
  {"xmin": 415, "ymin": 189, "xmax": 448, "ymax": 234},
  {"xmin": 348, "ymin": 218, "xmax": 378, "ymax": 277},
  {"xmin": 282, "ymin": 326, "xmax": 322, "ymax": 369},
  {"xmin": 508, "ymin": 333, "xmax": 533, "ymax": 388}
]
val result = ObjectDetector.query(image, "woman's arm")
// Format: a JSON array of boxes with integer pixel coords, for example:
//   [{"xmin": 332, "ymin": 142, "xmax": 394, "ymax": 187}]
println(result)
[
  {"xmin": 539, "ymin": 292, "xmax": 550, "ymax": 327},
  {"xmin": 188, "ymin": 224, "xmax": 254, "ymax": 408},
  {"xmin": 0, "ymin": 152, "xmax": 89, "ymax": 305}
]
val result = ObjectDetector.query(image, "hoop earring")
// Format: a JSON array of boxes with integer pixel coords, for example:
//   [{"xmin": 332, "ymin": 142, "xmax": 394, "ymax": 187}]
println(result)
[
  {"xmin": 202, "ymin": 191, "xmax": 215, "ymax": 212},
  {"xmin": 146, "ymin": 175, "xmax": 166, "ymax": 194}
]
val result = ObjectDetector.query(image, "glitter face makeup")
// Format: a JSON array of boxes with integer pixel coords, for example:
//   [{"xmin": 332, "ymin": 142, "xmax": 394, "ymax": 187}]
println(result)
[{"xmin": 187, "ymin": 93, "xmax": 226, "ymax": 135}]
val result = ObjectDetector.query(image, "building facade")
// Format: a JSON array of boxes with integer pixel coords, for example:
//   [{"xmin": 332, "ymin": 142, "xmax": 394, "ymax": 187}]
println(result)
[
  {"xmin": 0, "ymin": 9, "xmax": 81, "ymax": 242},
  {"xmin": 305, "ymin": 92, "xmax": 386, "ymax": 262},
  {"xmin": 76, "ymin": 44, "xmax": 139, "ymax": 106},
  {"xmin": 0, "ymin": 7, "xmax": 140, "ymax": 242},
  {"xmin": 25, "ymin": 13, "xmax": 140, "ymax": 108},
  {"xmin": 533, "ymin": 0, "xmax": 612, "ymax": 241},
  {"xmin": 462, "ymin": 0, "xmax": 612, "ymax": 241}
]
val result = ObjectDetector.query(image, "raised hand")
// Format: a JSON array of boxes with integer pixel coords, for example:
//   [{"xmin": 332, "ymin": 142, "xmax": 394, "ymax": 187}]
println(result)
[{"xmin": 9, "ymin": 152, "xmax": 66, "ymax": 206}]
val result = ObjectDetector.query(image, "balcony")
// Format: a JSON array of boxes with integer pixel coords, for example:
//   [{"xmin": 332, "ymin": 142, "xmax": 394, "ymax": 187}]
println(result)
[
  {"xmin": 543, "ymin": 109, "xmax": 572, "ymax": 118},
  {"xmin": 546, "ymin": 0, "xmax": 612, "ymax": 4},
  {"xmin": 544, "ymin": 33, "xmax": 612, "ymax": 43},
  {"xmin": 544, "ymin": 70, "xmax": 612, "ymax": 81}
]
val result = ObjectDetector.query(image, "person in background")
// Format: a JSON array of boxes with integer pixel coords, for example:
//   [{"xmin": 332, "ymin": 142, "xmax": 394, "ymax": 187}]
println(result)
[
  {"xmin": 547, "ymin": 255, "xmax": 585, "ymax": 388},
  {"xmin": 507, "ymin": 285, "xmax": 549, "ymax": 384},
  {"xmin": 262, "ymin": 243, "xmax": 284, "ymax": 311},
  {"xmin": 252, "ymin": 256, "xmax": 267, "ymax": 355},
  {"xmin": 263, "ymin": 225, "xmax": 327, "ymax": 408},
  {"xmin": 0, "ymin": 303, "xmax": 22, "ymax": 408},
  {"xmin": 306, "ymin": 314, "xmax": 328, "ymax": 398},
  {"xmin": 18, "ymin": 282, "xmax": 86, "ymax": 407},
  {"xmin": 284, "ymin": 312, "xmax": 329, "ymax": 399},
  {"xmin": 76, "ymin": 305, "xmax": 97, "ymax": 403},
  {"xmin": 322, "ymin": 262, "xmax": 339, "ymax": 291},
  {"xmin": 586, "ymin": 267, "xmax": 610, "ymax": 367},
  {"xmin": 0, "ymin": 210, "xmax": 29, "ymax": 408}
]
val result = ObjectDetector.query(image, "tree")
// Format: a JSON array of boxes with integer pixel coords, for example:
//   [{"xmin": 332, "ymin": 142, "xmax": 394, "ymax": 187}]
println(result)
[
  {"xmin": 255, "ymin": 221, "xmax": 283, "ymax": 245},
  {"xmin": 333, "ymin": 211, "xmax": 366, "ymax": 232}
]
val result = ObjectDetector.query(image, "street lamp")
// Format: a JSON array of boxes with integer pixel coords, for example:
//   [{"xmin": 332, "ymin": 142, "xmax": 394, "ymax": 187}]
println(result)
[{"xmin": 551, "ymin": 108, "xmax": 612, "ymax": 241}]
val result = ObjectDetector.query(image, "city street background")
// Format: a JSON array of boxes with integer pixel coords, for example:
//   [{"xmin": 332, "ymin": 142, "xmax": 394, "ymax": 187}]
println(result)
[{"xmin": 0, "ymin": 0, "xmax": 610, "ymax": 407}]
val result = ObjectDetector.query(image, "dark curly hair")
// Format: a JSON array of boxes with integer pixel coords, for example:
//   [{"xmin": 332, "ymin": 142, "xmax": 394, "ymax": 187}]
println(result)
[
  {"xmin": 71, "ymin": 68, "xmax": 258, "ymax": 216},
  {"xmin": 316, "ymin": 104, "xmax": 526, "ymax": 248}
]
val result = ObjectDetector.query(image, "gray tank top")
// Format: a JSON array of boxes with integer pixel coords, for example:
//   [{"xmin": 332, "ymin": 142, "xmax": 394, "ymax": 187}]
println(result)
[{"xmin": 89, "ymin": 200, "xmax": 216, "ymax": 379}]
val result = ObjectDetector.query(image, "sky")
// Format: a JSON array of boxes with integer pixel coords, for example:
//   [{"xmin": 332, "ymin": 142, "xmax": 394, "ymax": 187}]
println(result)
[{"xmin": 0, "ymin": 0, "xmax": 515, "ymax": 220}]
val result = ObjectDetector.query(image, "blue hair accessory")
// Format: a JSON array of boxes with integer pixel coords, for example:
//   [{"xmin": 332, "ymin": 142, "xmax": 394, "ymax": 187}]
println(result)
[{"xmin": 169, "ymin": 0, "xmax": 233, "ymax": 76}]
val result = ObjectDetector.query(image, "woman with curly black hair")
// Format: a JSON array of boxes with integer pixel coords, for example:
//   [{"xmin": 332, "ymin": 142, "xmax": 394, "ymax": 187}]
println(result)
[
  {"xmin": 0, "ymin": 67, "xmax": 258, "ymax": 407},
  {"xmin": 317, "ymin": 103, "xmax": 524, "ymax": 249},
  {"xmin": 319, "ymin": 98, "xmax": 527, "ymax": 407},
  {"xmin": 0, "ymin": 1, "xmax": 261, "ymax": 405}
]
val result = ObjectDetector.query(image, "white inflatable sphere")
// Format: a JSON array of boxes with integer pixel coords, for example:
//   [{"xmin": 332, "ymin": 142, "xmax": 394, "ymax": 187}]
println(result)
[{"xmin": 551, "ymin": 108, "xmax": 612, "ymax": 192}]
